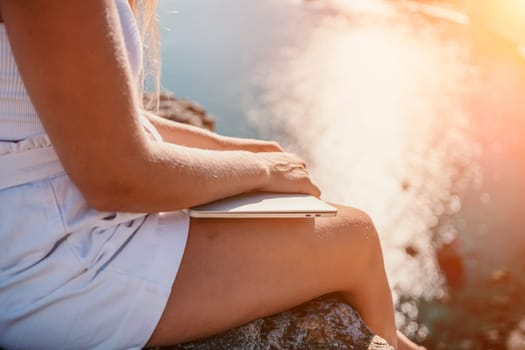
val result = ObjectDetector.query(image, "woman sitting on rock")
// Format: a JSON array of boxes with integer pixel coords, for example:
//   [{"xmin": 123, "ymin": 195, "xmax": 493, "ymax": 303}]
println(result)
[{"xmin": 0, "ymin": 1, "xmax": 421, "ymax": 349}]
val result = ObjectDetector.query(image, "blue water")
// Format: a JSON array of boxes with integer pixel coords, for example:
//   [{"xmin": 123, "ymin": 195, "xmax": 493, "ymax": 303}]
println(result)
[
  {"xmin": 158, "ymin": 0, "xmax": 303, "ymax": 137},
  {"xmin": 158, "ymin": 0, "xmax": 525, "ymax": 347}
]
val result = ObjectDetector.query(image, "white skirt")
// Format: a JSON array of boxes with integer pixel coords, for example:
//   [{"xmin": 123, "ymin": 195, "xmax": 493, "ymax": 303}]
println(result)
[{"xmin": 0, "ymin": 134, "xmax": 190, "ymax": 349}]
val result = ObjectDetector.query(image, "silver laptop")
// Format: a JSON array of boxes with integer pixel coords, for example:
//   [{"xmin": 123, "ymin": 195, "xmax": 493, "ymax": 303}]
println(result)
[{"xmin": 189, "ymin": 192, "xmax": 338, "ymax": 218}]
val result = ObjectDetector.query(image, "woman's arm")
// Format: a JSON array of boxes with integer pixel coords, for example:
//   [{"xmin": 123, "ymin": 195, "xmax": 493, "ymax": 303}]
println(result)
[
  {"xmin": 0, "ymin": 0, "xmax": 318, "ymax": 212},
  {"xmin": 144, "ymin": 110, "xmax": 284, "ymax": 153}
]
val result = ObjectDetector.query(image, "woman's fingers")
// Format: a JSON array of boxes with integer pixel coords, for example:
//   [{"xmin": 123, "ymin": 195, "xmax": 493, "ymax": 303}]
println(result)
[
  {"xmin": 225, "ymin": 137, "xmax": 285, "ymax": 153},
  {"xmin": 263, "ymin": 141, "xmax": 284, "ymax": 153},
  {"xmin": 308, "ymin": 179, "xmax": 322, "ymax": 198}
]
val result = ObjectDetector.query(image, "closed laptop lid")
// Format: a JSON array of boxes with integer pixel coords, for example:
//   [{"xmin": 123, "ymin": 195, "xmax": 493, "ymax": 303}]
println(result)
[{"xmin": 189, "ymin": 192, "xmax": 337, "ymax": 218}]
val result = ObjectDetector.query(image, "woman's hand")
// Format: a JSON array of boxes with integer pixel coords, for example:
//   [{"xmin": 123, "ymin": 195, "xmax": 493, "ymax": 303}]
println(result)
[{"xmin": 256, "ymin": 152, "xmax": 321, "ymax": 197}]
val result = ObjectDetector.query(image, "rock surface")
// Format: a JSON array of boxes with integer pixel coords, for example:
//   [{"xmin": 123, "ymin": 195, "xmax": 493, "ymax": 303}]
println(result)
[
  {"xmin": 162, "ymin": 297, "xmax": 392, "ymax": 350},
  {"xmin": 147, "ymin": 93, "xmax": 392, "ymax": 350},
  {"xmin": 144, "ymin": 91, "xmax": 215, "ymax": 131}
]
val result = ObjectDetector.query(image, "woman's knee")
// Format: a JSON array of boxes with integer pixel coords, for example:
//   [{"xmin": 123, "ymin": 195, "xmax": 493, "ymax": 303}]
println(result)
[
  {"xmin": 332, "ymin": 205, "xmax": 384, "ymax": 266},
  {"xmin": 322, "ymin": 205, "xmax": 386, "ymax": 295}
]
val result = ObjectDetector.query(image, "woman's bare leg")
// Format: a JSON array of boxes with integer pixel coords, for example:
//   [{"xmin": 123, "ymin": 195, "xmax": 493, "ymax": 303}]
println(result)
[{"xmin": 147, "ymin": 205, "xmax": 411, "ymax": 348}]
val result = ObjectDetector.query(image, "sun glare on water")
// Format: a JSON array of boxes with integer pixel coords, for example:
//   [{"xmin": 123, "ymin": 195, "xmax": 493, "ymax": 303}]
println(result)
[{"xmin": 249, "ymin": 2, "xmax": 483, "ymax": 300}]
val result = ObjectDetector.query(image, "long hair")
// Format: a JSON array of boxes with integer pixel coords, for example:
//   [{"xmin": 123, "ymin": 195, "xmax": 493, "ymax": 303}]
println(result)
[{"xmin": 128, "ymin": 0, "xmax": 160, "ymax": 109}]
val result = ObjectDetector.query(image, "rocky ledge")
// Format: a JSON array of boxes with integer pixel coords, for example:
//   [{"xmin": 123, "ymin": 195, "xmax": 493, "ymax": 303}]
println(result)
[
  {"xmin": 144, "ymin": 92, "xmax": 215, "ymax": 131},
  {"xmin": 162, "ymin": 297, "xmax": 391, "ymax": 350},
  {"xmin": 146, "ymin": 92, "xmax": 392, "ymax": 350}
]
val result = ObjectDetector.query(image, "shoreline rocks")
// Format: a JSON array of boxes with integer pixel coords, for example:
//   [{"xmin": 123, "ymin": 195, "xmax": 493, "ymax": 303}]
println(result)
[
  {"xmin": 163, "ymin": 297, "xmax": 391, "ymax": 350},
  {"xmin": 144, "ymin": 91, "xmax": 215, "ymax": 131}
]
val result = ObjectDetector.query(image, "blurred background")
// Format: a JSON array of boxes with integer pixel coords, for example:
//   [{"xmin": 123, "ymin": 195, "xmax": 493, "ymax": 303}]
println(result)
[{"xmin": 157, "ymin": 0, "xmax": 525, "ymax": 348}]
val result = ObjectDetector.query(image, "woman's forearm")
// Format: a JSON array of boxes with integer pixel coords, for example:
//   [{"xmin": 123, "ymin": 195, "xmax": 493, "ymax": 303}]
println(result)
[
  {"xmin": 144, "ymin": 111, "xmax": 284, "ymax": 153},
  {"xmin": 90, "ymin": 138, "xmax": 270, "ymax": 212},
  {"xmin": 144, "ymin": 111, "xmax": 225, "ymax": 149}
]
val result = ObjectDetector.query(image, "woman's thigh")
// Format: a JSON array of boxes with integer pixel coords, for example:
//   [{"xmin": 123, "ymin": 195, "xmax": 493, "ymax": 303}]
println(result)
[{"xmin": 146, "ymin": 204, "xmax": 379, "ymax": 347}]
